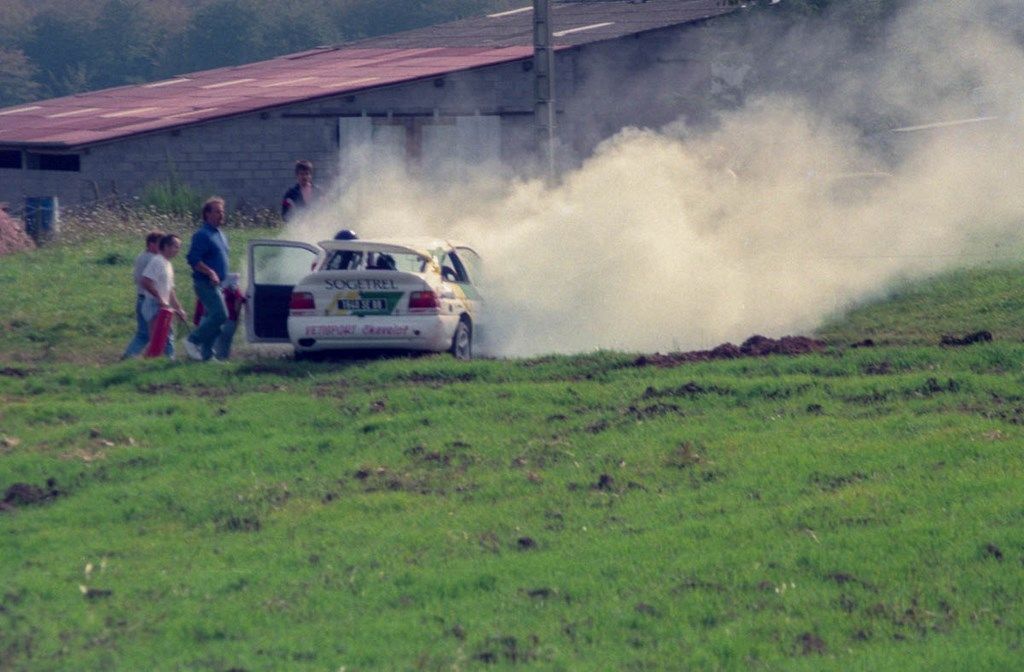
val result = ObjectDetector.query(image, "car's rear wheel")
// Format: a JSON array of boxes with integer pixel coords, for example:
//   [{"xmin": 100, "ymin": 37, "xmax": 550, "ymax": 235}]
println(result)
[{"xmin": 450, "ymin": 318, "xmax": 472, "ymax": 360}]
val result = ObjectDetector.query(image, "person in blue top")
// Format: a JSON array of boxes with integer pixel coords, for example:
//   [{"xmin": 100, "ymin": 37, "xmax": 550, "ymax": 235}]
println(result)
[{"xmin": 184, "ymin": 196, "xmax": 231, "ymax": 362}]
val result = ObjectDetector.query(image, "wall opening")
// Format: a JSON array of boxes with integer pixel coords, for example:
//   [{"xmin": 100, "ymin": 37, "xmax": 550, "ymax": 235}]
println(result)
[
  {"xmin": 0, "ymin": 150, "xmax": 22, "ymax": 169},
  {"xmin": 26, "ymin": 153, "xmax": 80, "ymax": 172}
]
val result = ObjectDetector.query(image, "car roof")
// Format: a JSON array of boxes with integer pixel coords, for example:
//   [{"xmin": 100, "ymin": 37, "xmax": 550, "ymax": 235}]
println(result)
[{"xmin": 318, "ymin": 238, "xmax": 471, "ymax": 257}]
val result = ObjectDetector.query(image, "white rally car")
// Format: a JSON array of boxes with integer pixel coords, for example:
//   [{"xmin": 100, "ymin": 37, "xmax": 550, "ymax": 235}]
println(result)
[{"xmin": 245, "ymin": 238, "xmax": 483, "ymax": 359}]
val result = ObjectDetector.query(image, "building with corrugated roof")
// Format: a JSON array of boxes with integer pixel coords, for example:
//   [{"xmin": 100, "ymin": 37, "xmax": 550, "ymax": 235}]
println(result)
[{"xmin": 0, "ymin": 0, "xmax": 752, "ymax": 211}]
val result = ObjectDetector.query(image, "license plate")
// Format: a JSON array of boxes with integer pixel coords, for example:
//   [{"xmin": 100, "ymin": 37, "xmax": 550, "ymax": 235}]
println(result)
[{"xmin": 339, "ymin": 298, "xmax": 387, "ymax": 312}]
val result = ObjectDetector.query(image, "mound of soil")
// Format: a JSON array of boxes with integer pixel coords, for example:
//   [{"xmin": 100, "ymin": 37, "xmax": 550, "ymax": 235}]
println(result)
[
  {"xmin": 0, "ymin": 479, "xmax": 62, "ymax": 513},
  {"xmin": 635, "ymin": 335, "xmax": 827, "ymax": 368},
  {"xmin": 940, "ymin": 330, "xmax": 992, "ymax": 347},
  {"xmin": 0, "ymin": 208, "xmax": 35, "ymax": 256}
]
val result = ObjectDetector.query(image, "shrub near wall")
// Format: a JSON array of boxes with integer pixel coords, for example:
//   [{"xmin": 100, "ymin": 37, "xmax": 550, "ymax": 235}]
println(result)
[
  {"xmin": 0, "ymin": 208, "xmax": 36, "ymax": 256},
  {"xmin": 140, "ymin": 179, "xmax": 207, "ymax": 218}
]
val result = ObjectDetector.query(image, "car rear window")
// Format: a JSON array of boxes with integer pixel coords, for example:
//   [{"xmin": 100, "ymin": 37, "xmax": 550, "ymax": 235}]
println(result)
[{"xmin": 324, "ymin": 250, "xmax": 428, "ymax": 273}]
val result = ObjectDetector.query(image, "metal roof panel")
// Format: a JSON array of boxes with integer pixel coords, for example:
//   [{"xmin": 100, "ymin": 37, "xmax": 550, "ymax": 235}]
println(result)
[{"xmin": 0, "ymin": 0, "xmax": 740, "ymax": 148}]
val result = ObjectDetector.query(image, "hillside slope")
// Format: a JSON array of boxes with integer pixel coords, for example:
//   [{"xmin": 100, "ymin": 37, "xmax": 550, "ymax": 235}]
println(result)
[
  {"xmin": 816, "ymin": 264, "xmax": 1024, "ymax": 347},
  {"xmin": 2, "ymin": 228, "xmax": 1023, "ymax": 363},
  {"xmin": 2, "ymin": 230, "xmax": 1023, "ymax": 669}
]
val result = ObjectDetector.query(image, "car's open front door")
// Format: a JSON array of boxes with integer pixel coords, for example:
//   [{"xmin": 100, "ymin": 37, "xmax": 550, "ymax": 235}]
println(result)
[{"xmin": 245, "ymin": 239, "xmax": 321, "ymax": 343}]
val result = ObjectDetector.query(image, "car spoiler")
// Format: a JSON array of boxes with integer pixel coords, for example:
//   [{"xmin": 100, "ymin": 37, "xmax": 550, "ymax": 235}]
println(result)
[{"xmin": 317, "ymin": 240, "xmax": 444, "ymax": 259}]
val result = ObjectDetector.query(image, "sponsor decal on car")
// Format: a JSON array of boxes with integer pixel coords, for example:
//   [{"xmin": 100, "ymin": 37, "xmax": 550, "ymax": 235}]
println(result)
[
  {"xmin": 303, "ymin": 324, "xmax": 412, "ymax": 338},
  {"xmin": 324, "ymin": 278, "xmax": 399, "ymax": 291},
  {"xmin": 361, "ymin": 325, "xmax": 410, "ymax": 337},
  {"xmin": 305, "ymin": 324, "xmax": 357, "ymax": 337}
]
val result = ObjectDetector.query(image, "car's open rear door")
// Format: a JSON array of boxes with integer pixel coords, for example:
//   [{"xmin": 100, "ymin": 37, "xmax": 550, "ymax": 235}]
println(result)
[{"xmin": 245, "ymin": 239, "xmax": 321, "ymax": 343}]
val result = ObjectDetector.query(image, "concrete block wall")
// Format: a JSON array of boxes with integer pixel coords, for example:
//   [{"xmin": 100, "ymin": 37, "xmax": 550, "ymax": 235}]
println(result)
[
  {"xmin": 96, "ymin": 113, "xmax": 340, "ymax": 212},
  {"xmin": 0, "ymin": 60, "xmax": 542, "ymax": 211},
  {"xmin": 563, "ymin": 24, "xmax": 713, "ymax": 157},
  {"xmin": 0, "ymin": 114, "xmax": 338, "ymax": 213}
]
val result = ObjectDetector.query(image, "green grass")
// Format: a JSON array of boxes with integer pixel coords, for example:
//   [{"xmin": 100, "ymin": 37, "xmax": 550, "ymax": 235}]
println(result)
[
  {"xmin": 140, "ymin": 179, "xmax": 209, "ymax": 218},
  {"xmin": 0, "ymin": 226, "xmax": 273, "ymax": 363},
  {"xmin": 2, "ymin": 231, "xmax": 1023, "ymax": 670},
  {"xmin": 816, "ymin": 265, "xmax": 1024, "ymax": 346}
]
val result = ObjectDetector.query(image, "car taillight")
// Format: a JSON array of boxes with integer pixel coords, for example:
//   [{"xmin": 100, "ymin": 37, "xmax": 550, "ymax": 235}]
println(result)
[
  {"xmin": 289, "ymin": 292, "xmax": 315, "ymax": 310},
  {"xmin": 408, "ymin": 290, "xmax": 439, "ymax": 312}
]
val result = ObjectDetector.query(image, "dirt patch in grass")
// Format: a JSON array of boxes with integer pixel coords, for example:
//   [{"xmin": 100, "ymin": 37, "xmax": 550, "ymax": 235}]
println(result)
[
  {"xmin": 863, "ymin": 361, "xmax": 893, "ymax": 375},
  {"xmin": 0, "ymin": 366, "xmax": 35, "ymax": 378},
  {"xmin": 473, "ymin": 634, "xmax": 540, "ymax": 664},
  {"xmin": 1, "ymin": 478, "xmax": 63, "ymax": 512},
  {"xmin": 136, "ymin": 382, "xmax": 189, "ymax": 395},
  {"xmin": 672, "ymin": 577, "xmax": 725, "ymax": 593},
  {"xmin": 635, "ymin": 335, "xmax": 826, "ymax": 367},
  {"xmin": 965, "ymin": 400, "xmax": 1024, "ymax": 425},
  {"xmin": 235, "ymin": 361, "xmax": 312, "ymax": 378},
  {"xmin": 982, "ymin": 543, "xmax": 1004, "ymax": 561},
  {"xmin": 912, "ymin": 377, "xmax": 960, "ymax": 397},
  {"xmin": 216, "ymin": 515, "xmax": 262, "ymax": 533},
  {"xmin": 643, "ymin": 381, "xmax": 731, "ymax": 398},
  {"xmin": 940, "ymin": 330, "xmax": 993, "ymax": 347},
  {"xmin": 796, "ymin": 632, "xmax": 827, "ymax": 655},
  {"xmin": 665, "ymin": 442, "xmax": 704, "ymax": 469},
  {"xmin": 865, "ymin": 597, "xmax": 957, "ymax": 635},
  {"xmin": 516, "ymin": 536, "xmax": 537, "ymax": 551},
  {"xmin": 136, "ymin": 382, "xmax": 228, "ymax": 400},
  {"xmin": 311, "ymin": 381, "xmax": 351, "ymax": 398},
  {"xmin": 826, "ymin": 571, "xmax": 877, "ymax": 591},
  {"xmin": 808, "ymin": 471, "xmax": 868, "ymax": 492},
  {"xmin": 397, "ymin": 371, "xmax": 478, "ymax": 386},
  {"xmin": 570, "ymin": 473, "xmax": 647, "ymax": 494},
  {"xmin": 625, "ymin": 402, "xmax": 683, "ymax": 419},
  {"xmin": 352, "ymin": 463, "xmax": 472, "ymax": 496}
]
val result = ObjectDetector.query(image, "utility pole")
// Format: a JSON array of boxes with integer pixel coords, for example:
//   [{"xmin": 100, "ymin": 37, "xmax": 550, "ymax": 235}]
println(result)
[{"xmin": 533, "ymin": 0, "xmax": 556, "ymax": 183}]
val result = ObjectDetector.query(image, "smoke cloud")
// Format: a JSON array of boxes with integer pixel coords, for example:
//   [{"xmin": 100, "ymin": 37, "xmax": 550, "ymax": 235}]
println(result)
[{"xmin": 285, "ymin": 0, "xmax": 1024, "ymax": 357}]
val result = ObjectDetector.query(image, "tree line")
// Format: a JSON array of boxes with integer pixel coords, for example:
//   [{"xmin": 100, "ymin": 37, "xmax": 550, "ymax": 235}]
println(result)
[{"xmin": 0, "ymin": 0, "xmax": 911, "ymax": 109}]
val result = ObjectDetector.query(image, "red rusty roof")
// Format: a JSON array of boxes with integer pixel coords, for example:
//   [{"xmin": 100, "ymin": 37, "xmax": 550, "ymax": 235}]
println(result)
[
  {"xmin": 0, "ymin": 46, "xmax": 535, "ymax": 148},
  {"xmin": 0, "ymin": 0, "xmax": 740, "ymax": 149}
]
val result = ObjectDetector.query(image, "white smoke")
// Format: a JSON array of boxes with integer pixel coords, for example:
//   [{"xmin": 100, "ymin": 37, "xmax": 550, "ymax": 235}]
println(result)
[{"xmin": 286, "ymin": 0, "xmax": 1024, "ymax": 357}]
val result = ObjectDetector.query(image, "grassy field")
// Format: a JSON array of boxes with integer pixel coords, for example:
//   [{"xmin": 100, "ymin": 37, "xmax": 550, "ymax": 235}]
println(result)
[
  {"xmin": 1, "ymin": 226, "xmax": 1023, "ymax": 670},
  {"xmin": 0, "ymin": 215, "xmax": 274, "ymax": 364}
]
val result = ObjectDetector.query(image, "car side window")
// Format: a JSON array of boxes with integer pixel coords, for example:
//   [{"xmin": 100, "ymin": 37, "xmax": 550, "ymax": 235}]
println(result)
[
  {"xmin": 441, "ymin": 252, "xmax": 468, "ymax": 283},
  {"xmin": 252, "ymin": 244, "xmax": 319, "ymax": 284},
  {"xmin": 454, "ymin": 247, "xmax": 481, "ymax": 284}
]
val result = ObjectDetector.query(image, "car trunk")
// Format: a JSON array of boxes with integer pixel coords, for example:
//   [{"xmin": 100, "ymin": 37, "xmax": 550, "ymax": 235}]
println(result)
[{"xmin": 308, "ymin": 271, "xmax": 434, "ymax": 316}]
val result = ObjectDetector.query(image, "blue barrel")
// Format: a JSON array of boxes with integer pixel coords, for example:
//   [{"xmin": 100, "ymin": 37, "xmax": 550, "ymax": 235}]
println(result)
[{"xmin": 24, "ymin": 196, "xmax": 60, "ymax": 243}]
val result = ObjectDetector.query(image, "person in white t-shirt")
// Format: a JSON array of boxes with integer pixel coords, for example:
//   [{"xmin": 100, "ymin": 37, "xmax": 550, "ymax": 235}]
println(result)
[
  {"xmin": 141, "ymin": 234, "xmax": 187, "ymax": 357},
  {"xmin": 121, "ymin": 230, "xmax": 165, "ymax": 359}
]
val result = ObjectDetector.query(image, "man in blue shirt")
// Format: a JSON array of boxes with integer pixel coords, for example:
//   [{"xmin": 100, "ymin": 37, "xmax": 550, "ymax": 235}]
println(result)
[{"xmin": 184, "ymin": 196, "xmax": 231, "ymax": 361}]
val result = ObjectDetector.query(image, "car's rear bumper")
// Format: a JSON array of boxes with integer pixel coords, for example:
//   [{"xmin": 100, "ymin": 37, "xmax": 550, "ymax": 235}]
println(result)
[{"xmin": 288, "ymin": 315, "xmax": 456, "ymax": 352}]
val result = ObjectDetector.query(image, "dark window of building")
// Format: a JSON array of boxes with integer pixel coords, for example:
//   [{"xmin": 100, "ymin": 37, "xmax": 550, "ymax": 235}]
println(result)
[
  {"xmin": 26, "ymin": 153, "xmax": 80, "ymax": 172},
  {"xmin": 0, "ymin": 150, "xmax": 21, "ymax": 169}
]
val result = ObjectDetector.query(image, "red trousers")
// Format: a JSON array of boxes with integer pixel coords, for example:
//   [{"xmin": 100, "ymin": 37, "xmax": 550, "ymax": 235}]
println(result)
[{"xmin": 144, "ymin": 309, "xmax": 173, "ymax": 358}]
